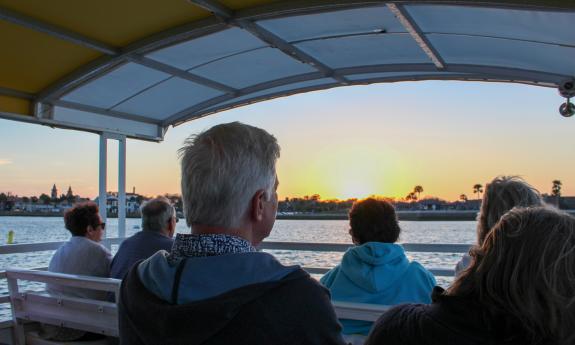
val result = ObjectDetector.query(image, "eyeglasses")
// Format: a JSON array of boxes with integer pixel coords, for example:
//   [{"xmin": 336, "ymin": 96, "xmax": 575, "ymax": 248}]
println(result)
[{"xmin": 97, "ymin": 222, "xmax": 106, "ymax": 230}]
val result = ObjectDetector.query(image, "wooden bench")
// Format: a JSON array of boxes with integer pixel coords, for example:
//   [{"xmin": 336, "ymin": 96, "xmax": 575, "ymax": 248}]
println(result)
[{"xmin": 6, "ymin": 269, "xmax": 121, "ymax": 345}]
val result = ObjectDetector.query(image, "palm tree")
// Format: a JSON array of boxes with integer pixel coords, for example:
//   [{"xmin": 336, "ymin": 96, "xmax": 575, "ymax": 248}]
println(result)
[
  {"xmin": 473, "ymin": 184, "xmax": 483, "ymax": 200},
  {"xmin": 405, "ymin": 192, "xmax": 417, "ymax": 202},
  {"xmin": 459, "ymin": 194, "xmax": 468, "ymax": 202},
  {"xmin": 414, "ymin": 186, "xmax": 423, "ymax": 200},
  {"xmin": 552, "ymin": 180, "xmax": 562, "ymax": 207}
]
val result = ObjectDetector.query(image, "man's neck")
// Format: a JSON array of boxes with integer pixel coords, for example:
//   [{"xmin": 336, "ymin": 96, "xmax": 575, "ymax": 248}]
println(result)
[
  {"xmin": 191, "ymin": 224, "xmax": 254, "ymax": 244},
  {"xmin": 142, "ymin": 229, "xmax": 170, "ymax": 238}
]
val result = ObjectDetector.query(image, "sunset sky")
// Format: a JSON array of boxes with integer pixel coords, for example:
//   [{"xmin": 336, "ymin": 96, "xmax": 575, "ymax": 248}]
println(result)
[{"xmin": 1, "ymin": 80, "xmax": 574, "ymax": 201}]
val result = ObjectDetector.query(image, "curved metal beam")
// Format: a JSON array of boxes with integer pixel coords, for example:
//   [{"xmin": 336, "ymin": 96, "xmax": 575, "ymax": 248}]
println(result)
[
  {"xmin": 51, "ymin": 100, "xmax": 163, "ymax": 125},
  {"xmin": 0, "ymin": 6, "xmax": 118, "ymax": 55},
  {"xmin": 0, "ymin": 87, "xmax": 34, "ymax": 100},
  {"xmin": 165, "ymin": 62, "xmax": 569, "ymax": 126},
  {"xmin": 176, "ymin": 72, "xmax": 558, "ymax": 125},
  {"xmin": 237, "ymin": 1, "xmax": 575, "ymax": 21}
]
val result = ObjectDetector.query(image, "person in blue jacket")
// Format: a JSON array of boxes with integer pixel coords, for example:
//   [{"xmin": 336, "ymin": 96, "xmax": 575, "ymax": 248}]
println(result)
[{"xmin": 320, "ymin": 198, "xmax": 436, "ymax": 336}]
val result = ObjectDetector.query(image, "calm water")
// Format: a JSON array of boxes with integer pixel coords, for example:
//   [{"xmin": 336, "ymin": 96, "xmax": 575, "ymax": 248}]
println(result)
[{"xmin": 0, "ymin": 217, "xmax": 476, "ymax": 319}]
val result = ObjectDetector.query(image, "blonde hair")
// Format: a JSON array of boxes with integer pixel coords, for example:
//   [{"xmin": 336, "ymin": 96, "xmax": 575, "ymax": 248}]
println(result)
[
  {"xmin": 477, "ymin": 176, "xmax": 543, "ymax": 245},
  {"xmin": 450, "ymin": 207, "xmax": 575, "ymax": 344}
]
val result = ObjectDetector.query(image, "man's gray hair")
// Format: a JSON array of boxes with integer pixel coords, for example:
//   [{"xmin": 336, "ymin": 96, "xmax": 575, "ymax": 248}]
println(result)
[
  {"xmin": 140, "ymin": 197, "xmax": 176, "ymax": 233},
  {"xmin": 179, "ymin": 122, "xmax": 280, "ymax": 228}
]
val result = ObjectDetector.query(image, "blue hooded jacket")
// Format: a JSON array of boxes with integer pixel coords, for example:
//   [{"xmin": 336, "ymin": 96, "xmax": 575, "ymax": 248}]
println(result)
[{"xmin": 320, "ymin": 242, "xmax": 436, "ymax": 335}]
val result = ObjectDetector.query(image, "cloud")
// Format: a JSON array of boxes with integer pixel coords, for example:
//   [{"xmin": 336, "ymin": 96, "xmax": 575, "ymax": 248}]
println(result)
[{"xmin": 0, "ymin": 159, "xmax": 12, "ymax": 165}]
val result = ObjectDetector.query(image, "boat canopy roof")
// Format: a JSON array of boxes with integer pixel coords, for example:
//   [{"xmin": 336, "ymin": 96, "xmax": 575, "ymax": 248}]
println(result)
[{"xmin": 1, "ymin": 0, "xmax": 574, "ymax": 141}]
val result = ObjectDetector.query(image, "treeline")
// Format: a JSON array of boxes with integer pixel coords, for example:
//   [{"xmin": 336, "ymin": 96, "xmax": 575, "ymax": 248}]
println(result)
[{"xmin": 278, "ymin": 195, "xmax": 479, "ymax": 214}]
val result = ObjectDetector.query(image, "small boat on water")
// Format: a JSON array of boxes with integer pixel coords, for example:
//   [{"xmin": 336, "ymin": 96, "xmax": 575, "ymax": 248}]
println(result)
[{"xmin": 0, "ymin": 1, "xmax": 573, "ymax": 343}]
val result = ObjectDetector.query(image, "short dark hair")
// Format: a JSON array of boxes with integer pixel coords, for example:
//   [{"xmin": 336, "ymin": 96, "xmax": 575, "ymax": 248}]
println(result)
[
  {"xmin": 349, "ymin": 198, "xmax": 400, "ymax": 244},
  {"xmin": 64, "ymin": 202, "xmax": 100, "ymax": 236}
]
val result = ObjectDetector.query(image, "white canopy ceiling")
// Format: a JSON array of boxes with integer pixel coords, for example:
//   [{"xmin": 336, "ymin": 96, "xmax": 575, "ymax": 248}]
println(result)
[{"xmin": 2, "ymin": 1, "xmax": 574, "ymax": 141}]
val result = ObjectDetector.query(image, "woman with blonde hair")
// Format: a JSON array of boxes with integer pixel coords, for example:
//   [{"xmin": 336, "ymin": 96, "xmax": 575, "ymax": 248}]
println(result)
[
  {"xmin": 366, "ymin": 206, "xmax": 575, "ymax": 345},
  {"xmin": 455, "ymin": 176, "xmax": 543, "ymax": 275}
]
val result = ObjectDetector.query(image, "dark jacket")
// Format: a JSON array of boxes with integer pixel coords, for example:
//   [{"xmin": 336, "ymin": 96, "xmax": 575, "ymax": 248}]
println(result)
[
  {"xmin": 365, "ymin": 287, "xmax": 546, "ymax": 345},
  {"xmin": 119, "ymin": 263, "xmax": 346, "ymax": 345},
  {"xmin": 110, "ymin": 231, "xmax": 174, "ymax": 280}
]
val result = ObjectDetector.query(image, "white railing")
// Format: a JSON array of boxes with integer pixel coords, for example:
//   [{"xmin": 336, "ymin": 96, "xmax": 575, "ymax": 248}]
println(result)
[
  {"xmin": 258, "ymin": 241, "xmax": 470, "ymax": 276},
  {"xmin": 0, "ymin": 239, "xmax": 471, "ymax": 325}
]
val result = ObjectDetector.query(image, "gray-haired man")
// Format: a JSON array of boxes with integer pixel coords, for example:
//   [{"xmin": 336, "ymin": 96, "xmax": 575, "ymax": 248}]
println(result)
[
  {"xmin": 119, "ymin": 122, "xmax": 345, "ymax": 345},
  {"xmin": 110, "ymin": 197, "xmax": 176, "ymax": 280}
]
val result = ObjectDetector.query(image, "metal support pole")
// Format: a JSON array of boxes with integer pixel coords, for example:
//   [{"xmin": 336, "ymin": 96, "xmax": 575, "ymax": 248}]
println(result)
[
  {"xmin": 118, "ymin": 136, "xmax": 126, "ymax": 239},
  {"xmin": 98, "ymin": 135, "xmax": 108, "ymax": 242}
]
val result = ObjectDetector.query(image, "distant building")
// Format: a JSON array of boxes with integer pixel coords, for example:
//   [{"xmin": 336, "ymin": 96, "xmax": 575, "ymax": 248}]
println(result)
[
  {"xmin": 51, "ymin": 184, "xmax": 58, "ymax": 200},
  {"xmin": 66, "ymin": 186, "xmax": 74, "ymax": 199},
  {"xmin": 94, "ymin": 192, "xmax": 144, "ymax": 215}
]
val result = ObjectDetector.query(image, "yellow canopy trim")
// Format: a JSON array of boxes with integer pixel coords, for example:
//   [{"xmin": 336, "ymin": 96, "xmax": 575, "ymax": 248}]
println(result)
[{"xmin": 0, "ymin": 96, "xmax": 31, "ymax": 116}]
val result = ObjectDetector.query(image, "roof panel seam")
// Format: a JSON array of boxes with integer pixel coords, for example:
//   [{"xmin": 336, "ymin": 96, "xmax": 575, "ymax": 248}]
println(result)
[
  {"xmin": 128, "ymin": 56, "xmax": 239, "ymax": 94},
  {"xmin": 425, "ymin": 32, "xmax": 575, "ymax": 49},
  {"xmin": 188, "ymin": 0, "xmax": 350, "ymax": 84},
  {"xmin": 387, "ymin": 3, "xmax": 446, "ymax": 69}
]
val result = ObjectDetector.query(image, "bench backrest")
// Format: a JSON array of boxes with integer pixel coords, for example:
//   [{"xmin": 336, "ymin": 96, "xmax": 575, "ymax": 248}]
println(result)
[
  {"xmin": 6, "ymin": 269, "xmax": 121, "ymax": 343},
  {"xmin": 332, "ymin": 301, "xmax": 390, "ymax": 322},
  {"xmin": 5, "ymin": 268, "xmax": 391, "ymax": 344}
]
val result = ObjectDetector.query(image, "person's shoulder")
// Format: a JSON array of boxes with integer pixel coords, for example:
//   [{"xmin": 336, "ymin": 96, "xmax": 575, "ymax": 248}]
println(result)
[
  {"xmin": 407, "ymin": 261, "xmax": 436, "ymax": 282},
  {"xmin": 85, "ymin": 239, "xmax": 112, "ymax": 258},
  {"xmin": 277, "ymin": 269, "xmax": 331, "ymax": 300}
]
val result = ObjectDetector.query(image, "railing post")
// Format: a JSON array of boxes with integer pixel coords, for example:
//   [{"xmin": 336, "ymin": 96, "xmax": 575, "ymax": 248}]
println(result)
[
  {"xmin": 118, "ymin": 136, "xmax": 126, "ymax": 240},
  {"xmin": 6, "ymin": 273, "xmax": 25, "ymax": 345},
  {"xmin": 98, "ymin": 134, "xmax": 108, "ymax": 248}
]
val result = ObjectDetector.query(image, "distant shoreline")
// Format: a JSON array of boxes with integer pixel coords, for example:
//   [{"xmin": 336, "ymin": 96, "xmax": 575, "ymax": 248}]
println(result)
[
  {"xmin": 277, "ymin": 211, "xmax": 481, "ymax": 221},
  {"xmin": 3, "ymin": 210, "xmax": 574, "ymax": 221}
]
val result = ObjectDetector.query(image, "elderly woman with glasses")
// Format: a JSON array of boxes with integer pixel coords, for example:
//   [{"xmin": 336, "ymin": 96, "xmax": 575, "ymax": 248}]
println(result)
[
  {"xmin": 47, "ymin": 201, "xmax": 112, "ymax": 299},
  {"xmin": 43, "ymin": 201, "xmax": 113, "ymax": 341}
]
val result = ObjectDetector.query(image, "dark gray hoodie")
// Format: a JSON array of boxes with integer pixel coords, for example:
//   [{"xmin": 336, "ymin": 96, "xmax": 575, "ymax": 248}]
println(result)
[{"xmin": 119, "ymin": 251, "xmax": 346, "ymax": 345}]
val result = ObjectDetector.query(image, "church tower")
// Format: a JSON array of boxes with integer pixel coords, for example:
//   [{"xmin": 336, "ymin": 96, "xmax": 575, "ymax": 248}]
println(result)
[
  {"xmin": 66, "ymin": 186, "xmax": 74, "ymax": 199},
  {"xmin": 51, "ymin": 184, "xmax": 58, "ymax": 199}
]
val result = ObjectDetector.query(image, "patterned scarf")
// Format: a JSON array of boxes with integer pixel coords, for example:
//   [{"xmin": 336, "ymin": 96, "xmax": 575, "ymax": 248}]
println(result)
[{"xmin": 167, "ymin": 233, "xmax": 256, "ymax": 265}]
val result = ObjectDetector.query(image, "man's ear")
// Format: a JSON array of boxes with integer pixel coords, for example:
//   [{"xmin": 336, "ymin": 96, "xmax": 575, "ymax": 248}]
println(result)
[
  {"xmin": 250, "ymin": 189, "xmax": 266, "ymax": 221},
  {"xmin": 167, "ymin": 218, "xmax": 175, "ymax": 234}
]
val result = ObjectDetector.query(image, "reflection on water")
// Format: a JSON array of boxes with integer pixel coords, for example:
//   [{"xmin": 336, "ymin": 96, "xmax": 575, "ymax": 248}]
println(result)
[{"xmin": 0, "ymin": 217, "xmax": 476, "ymax": 320}]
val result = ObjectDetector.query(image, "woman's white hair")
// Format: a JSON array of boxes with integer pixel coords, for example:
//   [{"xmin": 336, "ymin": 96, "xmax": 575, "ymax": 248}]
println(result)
[{"xmin": 179, "ymin": 122, "xmax": 280, "ymax": 228}]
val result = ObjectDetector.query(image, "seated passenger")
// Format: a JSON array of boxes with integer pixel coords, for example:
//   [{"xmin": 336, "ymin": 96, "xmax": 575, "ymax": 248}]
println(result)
[
  {"xmin": 110, "ymin": 197, "xmax": 175, "ymax": 280},
  {"xmin": 455, "ymin": 176, "xmax": 543, "ymax": 275},
  {"xmin": 366, "ymin": 206, "xmax": 575, "ymax": 345},
  {"xmin": 43, "ymin": 202, "xmax": 112, "ymax": 341},
  {"xmin": 118, "ymin": 122, "xmax": 346, "ymax": 345},
  {"xmin": 48, "ymin": 201, "xmax": 112, "ymax": 300},
  {"xmin": 320, "ymin": 198, "xmax": 436, "ymax": 337}
]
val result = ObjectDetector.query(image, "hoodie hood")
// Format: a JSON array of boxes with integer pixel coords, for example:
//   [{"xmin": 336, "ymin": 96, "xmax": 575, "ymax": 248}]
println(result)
[
  {"xmin": 138, "ymin": 250, "xmax": 299, "ymax": 304},
  {"xmin": 340, "ymin": 242, "xmax": 409, "ymax": 293},
  {"xmin": 120, "ymin": 262, "xmax": 314, "ymax": 345}
]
